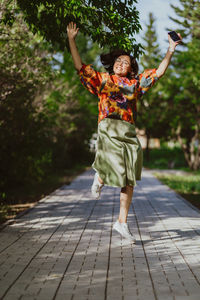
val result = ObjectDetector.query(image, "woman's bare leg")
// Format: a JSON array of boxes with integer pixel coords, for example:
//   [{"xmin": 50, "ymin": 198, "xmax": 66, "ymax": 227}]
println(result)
[
  {"xmin": 113, "ymin": 185, "xmax": 135, "ymax": 241},
  {"xmin": 98, "ymin": 176, "xmax": 104, "ymax": 185},
  {"xmin": 118, "ymin": 185, "xmax": 133, "ymax": 223}
]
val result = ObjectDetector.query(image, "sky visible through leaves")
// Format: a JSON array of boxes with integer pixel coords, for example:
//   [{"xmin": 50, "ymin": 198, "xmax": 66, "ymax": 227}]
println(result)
[{"xmin": 136, "ymin": 0, "xmax": 180, "ymax": 52}]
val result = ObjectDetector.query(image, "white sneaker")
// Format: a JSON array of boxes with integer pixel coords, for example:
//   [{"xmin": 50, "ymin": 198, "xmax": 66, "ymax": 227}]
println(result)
[
  {"xmin": 113, "ymin": 220, "xmax": 136, "ymax": 242},
  {"xmin": 91, "ymin": 173, "xmax": 104, "ymax": 199}
]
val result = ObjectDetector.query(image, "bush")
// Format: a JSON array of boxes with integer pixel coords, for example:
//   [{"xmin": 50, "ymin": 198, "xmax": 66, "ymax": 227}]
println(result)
[{"xmin": 143, "ymin": 147, "xmax": 187, "ymax": 169}]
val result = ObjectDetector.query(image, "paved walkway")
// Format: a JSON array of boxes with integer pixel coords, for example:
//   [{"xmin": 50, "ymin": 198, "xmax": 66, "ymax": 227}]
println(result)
[{"xmin": 0, "ymin": 169, "xmax": 200, "ymax": 300}]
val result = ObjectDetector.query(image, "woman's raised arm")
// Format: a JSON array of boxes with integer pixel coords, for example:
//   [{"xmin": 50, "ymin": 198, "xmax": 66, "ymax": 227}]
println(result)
[
  {"xmin": 156, "ymin": 32, "xmax": 182, "ymax": 78},
  {"xmin": 67, "ymin": 22, "xmax": 83, "ymax": 71}
]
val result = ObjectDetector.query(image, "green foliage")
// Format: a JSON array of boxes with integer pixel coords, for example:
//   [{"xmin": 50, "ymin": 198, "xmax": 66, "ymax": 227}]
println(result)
[
  {"xmin": 141, "ymin": 12, "xmax": 160, "ymax": 67},
  {"xmin": 170, "ymin": 0, "xmax": 200, "ymax": 40},
  {"xmin": 0, "ymin": 11, "xmax": 55, "ymax": 193},
  {"xmin": 143, "ymin": 147, "xmax": 187, "ymax": 170},
  {"xmin": 163, "ymin": 0, "xmax": 200, "ymax": 170},
  {"xmin": 138, "ymin": 12, "xmax": 162, "ymax": 129},
  {"xmin": 39, "ymin": 33, "xmax": 101, "ymax": 170},
  {"xmin": 137, "ymin": 13, "xmax": 168, "ymax": 158},
  {"xmin": 0, "ymin": 3, "xmax": 100, "ymax": 206},
  {"xmin": 0, "ymin": 77, "xmax": 54, "ymax": 185},
  {"xmin": 3, "ymin": 0, "xmax": 143, "ymax": 56},
  {"xmin": 137, "ymin": 5, "xmax": 199, "ymax": 170}
]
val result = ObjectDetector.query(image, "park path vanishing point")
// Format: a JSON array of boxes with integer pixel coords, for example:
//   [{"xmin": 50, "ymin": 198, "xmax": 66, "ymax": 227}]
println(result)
[{"xmin": 0, "ymin": 169, "xmax": 200, "ymax": 300}]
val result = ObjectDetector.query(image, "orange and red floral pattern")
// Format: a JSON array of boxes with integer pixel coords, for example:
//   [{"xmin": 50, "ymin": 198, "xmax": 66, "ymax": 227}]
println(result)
[{"xmin": 79, "ymin": 64, "xmax": 159, "ymax": 125}]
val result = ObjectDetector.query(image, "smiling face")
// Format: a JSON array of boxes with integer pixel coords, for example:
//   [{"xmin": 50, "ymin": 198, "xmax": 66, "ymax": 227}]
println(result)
[{"xmin": 113, "ymin": 55, "xmax": 131, "ymax": 77}]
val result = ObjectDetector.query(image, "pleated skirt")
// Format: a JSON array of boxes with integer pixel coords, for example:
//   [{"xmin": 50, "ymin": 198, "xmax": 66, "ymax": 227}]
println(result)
[{"xmin": 92, "ymin": 118, "xmax": 143, "ymax": 187}]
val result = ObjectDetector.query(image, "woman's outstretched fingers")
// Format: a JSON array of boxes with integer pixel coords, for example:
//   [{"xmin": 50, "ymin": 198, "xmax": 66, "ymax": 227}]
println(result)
[{"xmin": 67, "ymin": 22, "xmax": 79, "ymax": 39}]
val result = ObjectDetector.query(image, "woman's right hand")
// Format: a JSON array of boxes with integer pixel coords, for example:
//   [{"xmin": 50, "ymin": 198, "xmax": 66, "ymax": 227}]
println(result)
[{"xmin": 67, "ymin": 22, "xmax": 79, "ymax": 40}]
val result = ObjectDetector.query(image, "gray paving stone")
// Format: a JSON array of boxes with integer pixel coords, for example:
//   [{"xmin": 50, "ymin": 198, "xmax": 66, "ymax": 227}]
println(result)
[{"xmin": 0, "ymin": 169, "xmax": 200, "ymax": 300}]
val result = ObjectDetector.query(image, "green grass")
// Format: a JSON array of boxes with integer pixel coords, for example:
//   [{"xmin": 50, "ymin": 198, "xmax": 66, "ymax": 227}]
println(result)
[
  {"xmin": 154, "ymin": 171, "xmax": 200, "ymax": 209},
  {"xmin": 154, "ymin": 172, "xmax": 200, "ymax": 194},
  {"xmin": 143, "ymin": 146, "xmax": 200, "ymax": 209}
]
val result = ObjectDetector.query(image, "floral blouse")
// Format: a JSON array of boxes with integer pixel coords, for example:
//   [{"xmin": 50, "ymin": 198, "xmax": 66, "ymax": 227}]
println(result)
[{"xmin": 79, "ymin": 64, "xmax": 159, "ymax": 125}]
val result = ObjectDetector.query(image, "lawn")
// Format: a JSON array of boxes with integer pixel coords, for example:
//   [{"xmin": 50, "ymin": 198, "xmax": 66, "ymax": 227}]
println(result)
[
  {"xmin": 143, "ymin": 146, "xmax": 200, "ymax": 209},
  {"xmin": 154, "ymin": 171, "xmax": 200, "ymax": 209}
]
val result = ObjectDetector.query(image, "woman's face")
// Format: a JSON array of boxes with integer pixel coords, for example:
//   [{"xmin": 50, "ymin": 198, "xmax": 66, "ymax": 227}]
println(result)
[{"xmin": 113, "ymin": 55, "xmax": 131, "ymax": 77}]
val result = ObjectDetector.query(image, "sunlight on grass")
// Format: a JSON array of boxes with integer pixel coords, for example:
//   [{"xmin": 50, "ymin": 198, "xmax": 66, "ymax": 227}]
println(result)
[{"xmin": 154, "ymin": 173, "xmax": 200, "ymax": 195}]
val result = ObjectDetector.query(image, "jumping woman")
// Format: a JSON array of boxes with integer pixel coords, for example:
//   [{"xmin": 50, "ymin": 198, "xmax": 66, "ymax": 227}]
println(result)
[{"xmin": 67, "ymin": 22, "xmax": 182, "ymax": 242}]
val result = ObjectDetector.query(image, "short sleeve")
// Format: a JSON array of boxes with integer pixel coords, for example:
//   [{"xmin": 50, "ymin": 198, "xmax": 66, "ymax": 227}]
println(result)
[
  {"xmin": 138, "ymin": 69, "xmax": 159, "ymax": 95},
  {"xmin": 78, "ymin": 64, "xmax": 102, "ymax": 96}
]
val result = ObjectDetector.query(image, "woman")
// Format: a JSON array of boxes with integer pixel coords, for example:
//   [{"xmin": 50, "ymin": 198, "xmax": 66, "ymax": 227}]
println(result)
[{"xmin": 67, "ymin": 22, "xmax": 182, "ymax": 242}]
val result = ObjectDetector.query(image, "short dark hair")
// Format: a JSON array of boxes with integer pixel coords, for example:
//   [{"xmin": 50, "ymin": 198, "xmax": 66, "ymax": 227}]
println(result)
[{"xmin": 100, "ymin": 49, "xmax": 138, "ymax": 79}]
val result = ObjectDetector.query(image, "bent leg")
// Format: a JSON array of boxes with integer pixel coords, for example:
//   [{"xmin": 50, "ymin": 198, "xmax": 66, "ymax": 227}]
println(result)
[
  {"xmin": 118, "ymin": 185, "xmax": 133, "ymax": 223},
  {"xmin": 91, "ymin": 173, "xmax": 104, "ymax": 200}
]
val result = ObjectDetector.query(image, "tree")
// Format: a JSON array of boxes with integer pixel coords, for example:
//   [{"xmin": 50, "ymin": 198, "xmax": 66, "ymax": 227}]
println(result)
[
  {"xmin": 2, "ymin": 0, "xmax": 142, "ymax": 56},
  {"xmin": 137, "ymin": 13, "xmax": 165, "ymax": 160},
  {"xmin": 0, "ymin": 7, "xmax": 55, "ymax": 193},
  {"xmin": 39, "ymin": 34, "xmax": 102, "ymax": 170},
  {"xmin": 170, "ymin": 0, "xmax": 200, "ymax": 39},
  {"xmin": 165, "ymin": 0, "xmax": 200, "ymax": 170},
  {"xmin": 0, "ymin": 0, "xmax": 103, "ymax": 203}
]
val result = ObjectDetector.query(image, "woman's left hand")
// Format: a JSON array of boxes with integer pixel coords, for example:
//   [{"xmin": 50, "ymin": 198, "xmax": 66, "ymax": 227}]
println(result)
[{"xmin": 168, "ymin": 32, "xmax": 182, "ymax": 52}]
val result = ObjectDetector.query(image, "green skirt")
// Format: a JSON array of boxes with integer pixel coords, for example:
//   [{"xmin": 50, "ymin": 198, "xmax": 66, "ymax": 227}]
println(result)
[{"xmin": 92, "ymin": 118, "xmax": 143, "ymax": 188}]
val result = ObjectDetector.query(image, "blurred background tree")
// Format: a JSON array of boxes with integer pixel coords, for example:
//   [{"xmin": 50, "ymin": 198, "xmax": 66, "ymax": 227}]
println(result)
[
  {"xmin": 0, "ymin": 0, "xmax": 102, "ymax": 206},
  {"xmin": 0, "ymin": 9, "xmax": 55, "ymax": 191},
  {"xmin": 163, "ymin": 0, "xmax": 200, "ymax": 170},
  {"xmin": 138, "ymin": 2, "xmax": 200, "ymax": 171},
  {"xmin": 137, "ymin": 12, "xmax": 165, "ymax": 161}
]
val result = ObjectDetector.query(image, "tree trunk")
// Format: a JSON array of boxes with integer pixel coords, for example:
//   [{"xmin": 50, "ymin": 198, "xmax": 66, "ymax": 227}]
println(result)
[
  {"xmin": 176, "ymin": 125, "xmax": 200, "ymax": 170},
  {"xmin": 145, "ymin": 132, "xmax": 150, "ymax": 162}
]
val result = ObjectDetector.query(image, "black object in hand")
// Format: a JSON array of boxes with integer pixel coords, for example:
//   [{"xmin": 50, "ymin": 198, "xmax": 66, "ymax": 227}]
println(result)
[{"xmin": 168, "ymin": 31, "xmax": 181, "ymax": 42}]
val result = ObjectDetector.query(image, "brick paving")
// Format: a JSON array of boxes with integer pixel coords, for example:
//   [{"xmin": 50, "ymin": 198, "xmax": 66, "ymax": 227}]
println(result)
[{"xmin": 0, "ymin": 169, "xmax": 200, "ymax": 300}]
